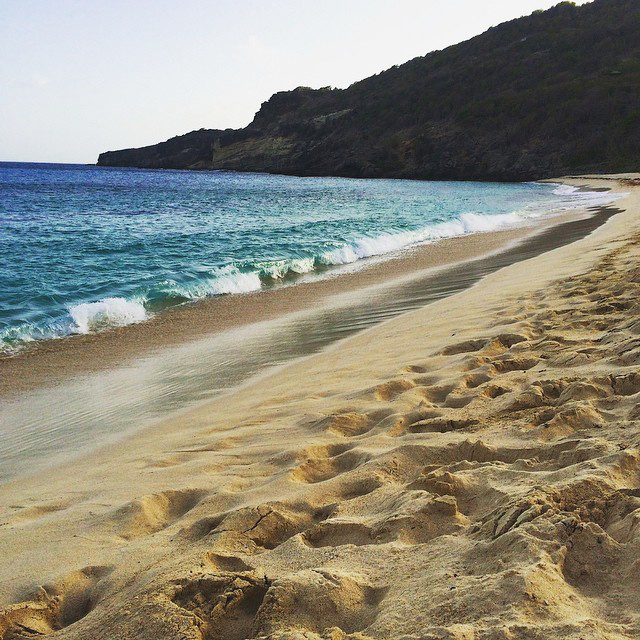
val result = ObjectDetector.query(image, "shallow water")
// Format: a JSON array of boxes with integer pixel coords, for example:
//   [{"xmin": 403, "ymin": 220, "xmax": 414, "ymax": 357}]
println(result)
[{"xmin": 0, "ymin": 163, "xmax": 616, "ymax": 349}]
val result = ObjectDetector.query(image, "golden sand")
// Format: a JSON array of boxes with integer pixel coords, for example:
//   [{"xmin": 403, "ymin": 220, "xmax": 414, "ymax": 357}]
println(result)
[{"xmin": 1, "ymin": 175, "xmax": 639, "ymax": 639}]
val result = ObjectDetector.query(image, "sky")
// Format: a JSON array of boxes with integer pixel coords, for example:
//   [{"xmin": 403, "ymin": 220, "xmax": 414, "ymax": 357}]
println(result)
[{"xmin": 1, "ymin": 0, "xmax": 590, "ymax": 164}]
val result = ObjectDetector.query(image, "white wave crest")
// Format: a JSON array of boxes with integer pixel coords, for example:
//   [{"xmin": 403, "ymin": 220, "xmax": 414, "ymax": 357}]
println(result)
[
  {"xmin": 319, "ymin": 211, "xmax": 522, "ymax": 266},
  {"xmin": 319, "ymin": 245, "xmax": 359, "ymax": 265},
  {"xmin": 315, "ymin": 182, "xmax": 624, "ymax": 272},
  {"xmin": 167, "ymin": 267, "xmax": 262, "ymax": 299},
  {"xmin": 288, "ymin": 257, "xmax": 315, "ymax": 274},
  {"xmin": 68, "ymin": 297, "xmax": 148, "ymax": 334},
  {"xmin": 204, "ymin": 271, "xmax": 262, "ymax": 295},
  {"xmin": 258, "ymin": 257, "xmax": 316, "ymax": 279},
  {"xmin": 552, "ymin": 184, "xmax": 580, "ymax": 196},
  {"xmin": 550, "ymin": 183, "xmax": 625, "ymax": 208}
]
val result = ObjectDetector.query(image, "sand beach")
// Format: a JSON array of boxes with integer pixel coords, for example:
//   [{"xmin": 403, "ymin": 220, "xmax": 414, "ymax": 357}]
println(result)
[{"xmin": 1, "ymin": 175, "xmax": 639, "ymax": 639}]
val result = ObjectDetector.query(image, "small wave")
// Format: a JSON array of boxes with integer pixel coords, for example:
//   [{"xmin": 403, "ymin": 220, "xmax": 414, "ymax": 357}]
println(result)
[
  {"xmin": 0, "ymin": 323, "xmax": 57, "ymax": 353},
  {"xmin": 552, "ymin": 184, "xmax": 581, "ymax": 197},
  {"xmin": 550, "ymin": 183, "xmax": 625, "ymax": 208},
  {"xmin": 152, "ymin": 267, "xmax": 262, "ymax": 302},
  {"xmin": 256, "ymin": 257, "xmax": 316, "ymax": 279},
  {"xmin": 199, "ymin": 270, "xmax": 262, "ymax": 295},
  {"xmin": 2, "ymin": 297, "xmax": 151, "ymax": 350},
  {"xmin": 68, "ymin": 297, "xmax": 148, "ymax": 334},
  {"xmin": 319, "ymin": 211, "xmax": 522, "ymax": 265}
]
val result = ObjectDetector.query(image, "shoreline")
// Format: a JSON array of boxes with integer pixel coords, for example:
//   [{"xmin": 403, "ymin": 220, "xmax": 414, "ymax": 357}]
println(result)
[
  {"xmin": 0, "ymin": 187, "xmax": 615, "ymax": 398},
  {"xmin": 1, "ymin": 175, "xmax": 639, "ymax": 638},
  {"xmin": 0, "ymin": 193, "xmax": 623, "ymax": 485}
]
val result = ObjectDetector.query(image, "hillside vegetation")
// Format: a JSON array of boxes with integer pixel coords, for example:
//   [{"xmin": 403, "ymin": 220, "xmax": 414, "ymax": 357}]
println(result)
[{"xmin": 98, "ymin": 0, "xmax": 640, "ymax": 181}]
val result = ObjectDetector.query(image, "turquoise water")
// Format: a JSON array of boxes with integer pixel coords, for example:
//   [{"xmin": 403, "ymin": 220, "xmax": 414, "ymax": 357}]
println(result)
[{"xmin": 0, "ymin": 162, "xmax": 616, "ymax": 351}]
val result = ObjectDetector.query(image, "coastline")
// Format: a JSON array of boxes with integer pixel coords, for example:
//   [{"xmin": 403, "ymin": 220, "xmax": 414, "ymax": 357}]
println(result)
[
  {"xmin": 0, "ymin": 189, "xmax": 614, "ymax": 398},
  {"xmin": 0, "ymin": 190, "xmax": 622, "ymax": 485},
  {"xmin": 1, "ymin": 175, "xmax": 639, "ymax": 639}
]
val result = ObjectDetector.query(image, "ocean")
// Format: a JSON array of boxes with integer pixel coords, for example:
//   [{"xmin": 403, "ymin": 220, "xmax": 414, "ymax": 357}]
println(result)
[{"xmin": 0, "ymin": 162, "xmax": 617, "ymax": 352}]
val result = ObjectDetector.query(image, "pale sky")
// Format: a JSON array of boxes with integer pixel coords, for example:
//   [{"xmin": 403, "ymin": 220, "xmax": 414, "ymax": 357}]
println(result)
[{"xmin": 1, "ymin": 0, "xmax": 589, "ymax": 164}]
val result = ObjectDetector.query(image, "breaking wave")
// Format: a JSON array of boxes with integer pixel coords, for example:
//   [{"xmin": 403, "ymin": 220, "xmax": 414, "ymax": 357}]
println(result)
[
  {"xmin": 68, "ymin": 297, "xmax": 148, "ymax": 334},
  {"xmin": 318, "ymin": 211, "xmax": 522, "ymax": 265},
  {"xmin": 1, "ymin": 178, "xmax": 624, "ymax": 351},
  {"xmin": 549, "ymin": 183, "xmax": 626, "ymax": 208}
]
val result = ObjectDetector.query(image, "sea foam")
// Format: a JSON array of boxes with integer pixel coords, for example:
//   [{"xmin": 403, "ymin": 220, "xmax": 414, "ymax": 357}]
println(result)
[
  {"xmin": 158, "ymin": 267, "xmax": 263, "ymax": 301},
  {"xmin": 68, "ymin": 297, "xmax": 148, "ymax": 334},
  {"xmin": 550, "ymin": 183, "xmax": 625, "ymax": 208},
  {"xmin": 201, "ymin": 270, "xmax": 262, "ymax": 295},
  {"xmin": 319, "ymin": 211, "xmax": 522, "ymax": 266}
]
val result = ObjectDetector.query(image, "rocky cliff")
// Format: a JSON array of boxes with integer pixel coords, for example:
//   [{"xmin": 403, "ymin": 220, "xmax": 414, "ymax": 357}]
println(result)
[{"xmin": 98, "ymin": 0, "xmax": 640, "ymax": 181}]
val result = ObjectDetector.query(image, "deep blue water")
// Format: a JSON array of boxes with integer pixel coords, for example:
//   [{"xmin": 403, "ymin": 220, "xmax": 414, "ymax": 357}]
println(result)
[{"xmin": 0, "ymin": 162, "xmax": 616, "ymax": 350}]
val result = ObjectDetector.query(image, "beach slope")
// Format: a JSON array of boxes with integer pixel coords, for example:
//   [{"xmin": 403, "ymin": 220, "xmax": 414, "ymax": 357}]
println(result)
[{"xmin": 1, "ymin": 175, "xmax": 639, "ymax": 639}]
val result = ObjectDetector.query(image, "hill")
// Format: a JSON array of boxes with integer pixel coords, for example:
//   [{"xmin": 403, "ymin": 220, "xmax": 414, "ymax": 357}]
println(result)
[{"xmin": 97, "ymin": 0, "xmax": 640, "ymax": 181}]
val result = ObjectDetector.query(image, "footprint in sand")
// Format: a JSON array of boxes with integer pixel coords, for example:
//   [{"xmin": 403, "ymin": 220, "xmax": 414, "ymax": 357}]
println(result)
[
  {"xmin": 101, "ymin": 488, "xmax": 208, "ymax": 540},
  {"xmin": 0, "ymin": 565, "xmax": 112, "ymax": 639}
]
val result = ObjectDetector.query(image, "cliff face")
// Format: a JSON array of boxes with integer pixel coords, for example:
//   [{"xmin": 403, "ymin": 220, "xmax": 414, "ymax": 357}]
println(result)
[{"xmin": 98, "ymin": 0, "xmax": 640, "ymax": 181}]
